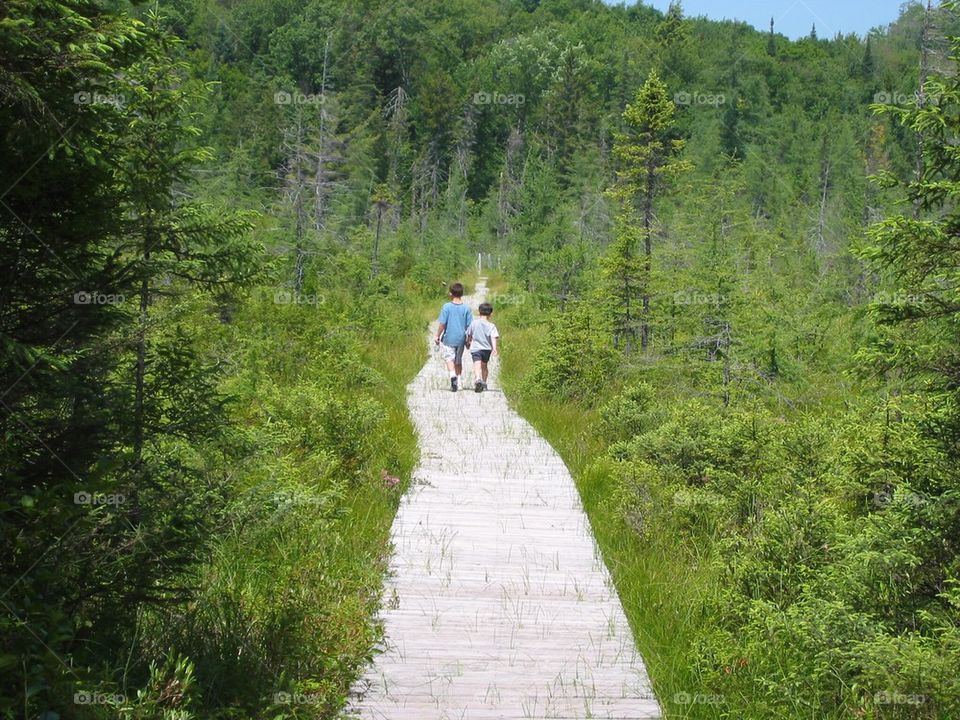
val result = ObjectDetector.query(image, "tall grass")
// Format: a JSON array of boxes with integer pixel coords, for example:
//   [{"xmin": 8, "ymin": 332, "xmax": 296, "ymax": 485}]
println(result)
[
  {"xmin": 137, "ymin": 292, "xmax": 435, "ymax": 719},
  {"xmin": 498, "ymin": 321, "xmax": 725, "ymax": 720}
]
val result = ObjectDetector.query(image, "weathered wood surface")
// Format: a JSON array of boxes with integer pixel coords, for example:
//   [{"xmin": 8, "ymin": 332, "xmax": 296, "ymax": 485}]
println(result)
[{"xmin": 347, "ymin": 279, "xmax": 661, "ymax": 719}]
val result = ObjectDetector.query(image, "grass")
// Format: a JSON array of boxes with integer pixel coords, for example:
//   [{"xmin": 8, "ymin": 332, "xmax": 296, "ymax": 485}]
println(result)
[
  {"xmin": 140, "ymin": 290, "xmax": 436, "ymax": 719},
  {"xmin": 497, "ymin": 318, "xmax": 725, "ymax": 720}
]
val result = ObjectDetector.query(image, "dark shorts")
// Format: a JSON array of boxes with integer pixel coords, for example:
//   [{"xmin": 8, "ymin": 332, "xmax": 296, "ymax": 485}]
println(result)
[{"xmin": 471, "ymin": 349, "xmax": 492, "ymax": 363}]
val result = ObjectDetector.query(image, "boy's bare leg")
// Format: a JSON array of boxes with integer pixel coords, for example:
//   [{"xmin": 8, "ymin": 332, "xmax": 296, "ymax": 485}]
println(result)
[
  {"xmin": 473, "ymin": 359, "xmax": 483, "ymax": 381},
  {"xmin": 481, "ymin": 362, "xmax": 489, "ymax": 383}
]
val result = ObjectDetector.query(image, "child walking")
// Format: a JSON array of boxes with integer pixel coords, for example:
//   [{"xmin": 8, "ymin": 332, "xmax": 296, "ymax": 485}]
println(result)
[
  {"xmin": 465, "ymin": 302, "xmax": 499, "ymax": 393},
  {"xmin": 434, "ymin": 282, "xmax": 473, "ymax": 392}
]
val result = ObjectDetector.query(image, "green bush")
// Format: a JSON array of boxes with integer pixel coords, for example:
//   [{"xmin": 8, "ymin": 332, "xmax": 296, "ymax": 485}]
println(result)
[
  {"xmin": 598, "ymin": 381, "xmax": 657, "ymax": 442},
  {"xmin": 522, "ymin": 302, "xmax": 616, "ymax": 401}
]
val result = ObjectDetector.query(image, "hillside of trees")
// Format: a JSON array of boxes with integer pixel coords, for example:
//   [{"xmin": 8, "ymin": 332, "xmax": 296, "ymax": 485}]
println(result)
[{"xmin": 2, "ymin": 0, "xmax": 959, "ymax": 717}]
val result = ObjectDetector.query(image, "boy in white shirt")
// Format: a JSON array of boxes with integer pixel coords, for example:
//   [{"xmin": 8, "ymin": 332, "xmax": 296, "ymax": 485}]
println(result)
[{"xmin": 465, "ymin": 302, "xmax": 500, "ymax": 393}]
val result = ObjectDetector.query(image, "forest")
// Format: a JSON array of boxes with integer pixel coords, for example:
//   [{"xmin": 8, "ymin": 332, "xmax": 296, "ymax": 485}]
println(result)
[{"xmin": 2, "ymin": 0, "xmax": 959, "ymax": 717}]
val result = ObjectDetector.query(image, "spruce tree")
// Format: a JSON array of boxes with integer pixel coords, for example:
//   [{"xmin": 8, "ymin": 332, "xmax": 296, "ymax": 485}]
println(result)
[
  {"xmin": 861, "ymin": 31, "xmax": 960, "ymax": 450},
  {"xmin": 862, "ymin": 35, "xmax": 875, "ymax": 78},
  {"xmin": 605, "ymin": 70, "xmax": 691, "ymax": 351}
]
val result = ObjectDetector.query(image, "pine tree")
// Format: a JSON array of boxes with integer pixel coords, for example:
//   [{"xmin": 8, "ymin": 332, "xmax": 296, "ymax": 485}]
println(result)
[
  {"xmin": 513, "ymin": 150, "xmax": 561, "ymax": 292},
  {"xmin": 655, "ymin": 1, "xmax": 693, "ymax": 85},
  {"xmin": 861, "ymin": 31, "xmax": 960, "ymax": 449},
  {"xmin": 862, "ymin": 35, "xmax": 875, "ymax": 78},
  {"xmin": 656, "ymin": 1, "xmax": 688, "ymax": 48},
  {"xmin": 720, "ymin": 95, "xmax": 745, "ymax": 159},
  {"xmin": 601, "ymin": 214, "xmax": 646, "ymax": 352},
  {"xmin": 606, "ymin": 70, "xmax": 691, "ymax": 351},
  {"xmin": 1, "ymin": 6, "xmax": 257, "ymax": 711}
]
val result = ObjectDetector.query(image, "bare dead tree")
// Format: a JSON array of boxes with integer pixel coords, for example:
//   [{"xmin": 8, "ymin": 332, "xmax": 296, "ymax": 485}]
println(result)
[
  {"xmin": 448, "ymin": 106, "xmax": 476, "ymax": 241},
  {"xmin": 369, "ymin": 185, "xmax": 395, "ymax": 277},
  {"xmin": 384, "ymin": 85, "xmax": 409, "ymax": 231},
  {"xmin": 497, "ymin": 127, "xmax": 524, "ymax": 243},
  {"xmin": 313, "ymin": 34, "xmax": 346, "ymax": 232},
  {"xmin": 281, "ymin": 105, "xmax": 309, "ymax": 291}
]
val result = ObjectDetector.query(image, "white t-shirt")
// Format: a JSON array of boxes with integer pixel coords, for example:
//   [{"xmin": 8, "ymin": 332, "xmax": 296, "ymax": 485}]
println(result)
[{"xmin": 466, "ymin": 317, "xmax": 499, "ymax": 352}]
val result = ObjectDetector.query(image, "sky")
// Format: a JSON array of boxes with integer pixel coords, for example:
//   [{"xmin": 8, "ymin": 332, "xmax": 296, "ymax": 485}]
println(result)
[{"xmin": 639, "ymin": 0, "xmax": 908, "ymax": 40}]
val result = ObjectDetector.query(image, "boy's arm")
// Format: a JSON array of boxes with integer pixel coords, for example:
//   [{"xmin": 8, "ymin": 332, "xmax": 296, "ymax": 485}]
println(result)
[
  {"xmin": 491, "ymin": 326, "xmax": 500, "ymax": 355},
  {"xmin": 435, "ymin": 305, "xmax": 447, "ymax": 344}
]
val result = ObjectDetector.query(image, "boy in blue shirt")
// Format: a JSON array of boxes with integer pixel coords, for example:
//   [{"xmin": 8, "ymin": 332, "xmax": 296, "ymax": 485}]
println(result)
[{"xmin": 434, "ymin": 282, "xmax": 473, "ymax": 392}]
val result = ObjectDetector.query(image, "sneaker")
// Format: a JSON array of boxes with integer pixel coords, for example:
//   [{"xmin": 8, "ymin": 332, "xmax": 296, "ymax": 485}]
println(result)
[
  {"xmin": 450, "ymin": 377, "xmax": 458, "ymax": 392},
  {"xmin": 474, "ymin": 379, "xmax": 483, "ymax": 393}
]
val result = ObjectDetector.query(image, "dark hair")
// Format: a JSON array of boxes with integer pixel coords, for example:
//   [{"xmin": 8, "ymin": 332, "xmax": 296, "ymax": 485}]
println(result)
[
  {"xmin": 449, "ymin": 282, "xmax": 464, "ymax": 298},
  {"xmin": 478, "ymin": 302, "xmax": 493, "ymax": 316}
]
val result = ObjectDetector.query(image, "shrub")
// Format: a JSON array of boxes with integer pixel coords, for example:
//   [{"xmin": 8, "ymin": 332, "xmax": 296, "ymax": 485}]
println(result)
[
  {"xmin": 522, "ymin": 302, "xmax": 615, "ymax": 401},
  {"xmin": 598, "ymin": 382, "xmax": 657, "ymax": 441}
]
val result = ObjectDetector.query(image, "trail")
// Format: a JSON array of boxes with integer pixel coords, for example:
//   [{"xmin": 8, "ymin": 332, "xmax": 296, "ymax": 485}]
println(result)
[{"xmin": 348, "ymin": 278, "xmax": 661, "ymax": 719}]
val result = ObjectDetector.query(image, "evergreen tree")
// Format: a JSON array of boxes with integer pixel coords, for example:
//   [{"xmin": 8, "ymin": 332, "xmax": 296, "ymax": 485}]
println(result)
[
  {"xmin": 655, "ymin": 1, "xmax": 693, "ymax": 85},
  {"xmin": 862, "ymin": 34, "xmax": 875, "ymax": 78},
  {"xmin": 606, "ymin": 70, "xmax": 691, "ymax": 351},
  {"xmin": 861, "ymin": 31, "xmax": 960, "ymax": 450}
]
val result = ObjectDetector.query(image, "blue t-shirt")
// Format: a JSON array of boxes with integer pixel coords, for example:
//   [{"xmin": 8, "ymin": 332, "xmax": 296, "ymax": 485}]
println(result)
[{"xmin": 438, "ymin": 302, "xmax": 473, "ymax": 347}]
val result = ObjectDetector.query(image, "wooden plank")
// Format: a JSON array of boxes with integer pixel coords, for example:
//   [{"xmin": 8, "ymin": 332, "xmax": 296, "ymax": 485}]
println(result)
[{"xmin": 347, "ymin": 279, "xmax": 661, "ymax": 719}]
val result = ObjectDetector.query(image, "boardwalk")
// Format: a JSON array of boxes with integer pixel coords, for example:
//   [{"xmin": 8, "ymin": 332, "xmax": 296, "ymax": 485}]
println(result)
[{"xmin": 348, "ymin": 279, "xmax": 661, "ymax": 719}]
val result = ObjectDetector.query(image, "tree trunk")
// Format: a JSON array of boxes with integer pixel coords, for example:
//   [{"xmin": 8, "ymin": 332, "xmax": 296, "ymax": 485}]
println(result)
[
  {"xmin": 372, "ymin": 204, "xmax": 383, "ymax": 276},
  {"xmin": 640, "ymin": 158, "xmax": 656, "ymax": 351},
  {"xmin": 133, "ymin": 266, "xmax": 148, "ymax": 467}
]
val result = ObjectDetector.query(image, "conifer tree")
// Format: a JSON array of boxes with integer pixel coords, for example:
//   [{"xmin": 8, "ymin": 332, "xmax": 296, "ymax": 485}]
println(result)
[
  {"xmin": 862, "ymin": 28, "xmax": 960, "ymax": 449},
  {"xmin": 862, "ymin": 35, "xmax": 875, "ymax": 78},
  {"xmin": 1, "ymin": 6, "xmax": 257, "ymax": 711},
  {"xmin": 605, "ymin": 70, "xmax": 691, "ymax": 351}
]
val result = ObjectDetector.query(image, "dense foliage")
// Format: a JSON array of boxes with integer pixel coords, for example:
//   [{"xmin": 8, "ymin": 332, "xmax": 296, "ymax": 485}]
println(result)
[{"xmin": 3, "ymin": 0, "xmax": 959, "ymax": 717}]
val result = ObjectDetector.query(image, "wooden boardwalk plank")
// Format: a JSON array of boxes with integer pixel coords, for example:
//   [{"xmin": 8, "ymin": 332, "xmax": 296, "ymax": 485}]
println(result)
[{"xmin": 347, "ymin": 279, "xmax": 661, "ymax": 719}]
